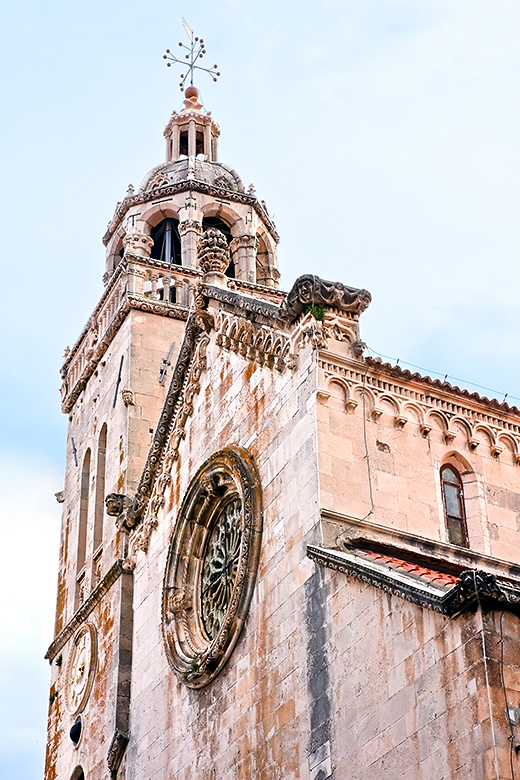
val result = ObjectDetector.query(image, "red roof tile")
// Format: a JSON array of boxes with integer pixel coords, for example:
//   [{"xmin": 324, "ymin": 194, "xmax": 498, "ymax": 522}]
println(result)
[{"xmin": 359, "ymin": 549, "xmax": 460, "ymax": 589}]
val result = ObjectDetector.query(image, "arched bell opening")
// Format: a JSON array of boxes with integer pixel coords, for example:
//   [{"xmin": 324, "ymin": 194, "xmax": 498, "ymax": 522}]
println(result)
[
  {"xmin": 150, "ymin": 218, "xmax": 182, "ymax": 265},
  {"xmin": 202, "ymin": 216, "xmax": 235, "ymax": 278}
]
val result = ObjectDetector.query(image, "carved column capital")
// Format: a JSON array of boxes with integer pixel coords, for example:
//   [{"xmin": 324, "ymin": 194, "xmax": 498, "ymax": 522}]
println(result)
[
  {"xmin": 230, "ymin": 234, "xmax": 257, "ymax": 252},
  {"xmin": 178, "ymin": 219, "xmax": 202, "ymax": 237},
  {"xmin": 123, "ymin": 231, "xmax": 154, "ymax": 260}
]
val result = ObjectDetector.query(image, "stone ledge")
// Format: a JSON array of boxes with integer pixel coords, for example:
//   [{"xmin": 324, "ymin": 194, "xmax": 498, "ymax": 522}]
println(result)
[{"xmin": 45, "ymin": 559, "xmax": 126, "ymax": 661}]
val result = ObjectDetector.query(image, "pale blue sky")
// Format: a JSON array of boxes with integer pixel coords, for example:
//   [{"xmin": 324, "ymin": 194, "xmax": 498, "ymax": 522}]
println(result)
[{"xmin": 1, "ymin": 1, "xmax": 520, "ymax": 777}]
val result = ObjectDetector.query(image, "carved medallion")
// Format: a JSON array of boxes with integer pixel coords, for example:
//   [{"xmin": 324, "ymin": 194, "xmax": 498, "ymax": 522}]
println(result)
[
  {"xmin": 65, "ymin": 623, "xmax": 97, "ymax": 715},
  {"xmin": 162, "ymin": 447, "xmax": 262, "ymax": 688}
]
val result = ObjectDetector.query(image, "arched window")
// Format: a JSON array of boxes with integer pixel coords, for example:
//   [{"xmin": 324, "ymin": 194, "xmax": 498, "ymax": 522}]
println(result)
[
  {"xmin": 76, "ymin": 449, "xmax": 91, "ymax": 608},
  {"xmin": 150, "ymin": 218, "xmax": 181, "ymax": 265},
  {"xmin": 440, "ymin": 465, "xmax": 469, "ymax": 547},
  {"xmin": 202, "ymin": 216, "xmax": 235, "ymax": 278},
  {"xmin": 92, "ymin": 425, "xmax": 107, "ymax": 586}
]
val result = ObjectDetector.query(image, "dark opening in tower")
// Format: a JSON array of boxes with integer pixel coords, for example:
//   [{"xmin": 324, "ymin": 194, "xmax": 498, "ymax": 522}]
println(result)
[
  {"xmin": 196, "ymin": 131, "xmax": 205, "ymax": 157},
  {"xmin": 150, "ymin": 218, "xmax": 182, "ymax": 265}
]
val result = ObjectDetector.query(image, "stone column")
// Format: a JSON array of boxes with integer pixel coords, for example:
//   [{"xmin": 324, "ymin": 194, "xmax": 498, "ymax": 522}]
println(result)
[
  {"xmin": 261, "ymin": 266, "xmax": 281, "ymax": 289},
  {"xmin": 204, "ymin": 124, "xmax": 212, "ymax": 160},
  {"xmin": 179, "ymin": 219, "xmax": 202, "ymax": 269},
  {"xmin": 150, "ymin": 271, "xmax": 159, "ymax": 299},
  {"xmin": 162, "ymin": 275, "xmax": 171, "ymax": 303},
  {"xmin": 188, "ymin": 119, "xmax": 196, "ymax": 157},
  {"xmin": 230, "ymin": 235, "xmax": 257, "ymax": 283}
]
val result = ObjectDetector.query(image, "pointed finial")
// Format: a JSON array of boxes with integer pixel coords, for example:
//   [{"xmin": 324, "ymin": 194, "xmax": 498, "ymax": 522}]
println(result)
[{"xmin": 163, "ymin": 21, "xmax": 221, "ymax": 92}]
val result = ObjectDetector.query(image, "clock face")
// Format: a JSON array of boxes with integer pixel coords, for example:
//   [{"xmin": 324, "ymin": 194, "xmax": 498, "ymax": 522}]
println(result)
[
  {"xmin": 65, "ymin": 624, "xmax": 97, "ymax": 715},
  {"xmin": 162, "ymin": 448, "xmax": 262, "ymax": 688}
]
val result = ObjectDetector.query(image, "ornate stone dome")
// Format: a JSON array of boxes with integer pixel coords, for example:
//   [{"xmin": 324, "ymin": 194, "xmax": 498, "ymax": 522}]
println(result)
[{"xmin": 139, "ymin": 159, "xmax": 245, "ymax": 194}]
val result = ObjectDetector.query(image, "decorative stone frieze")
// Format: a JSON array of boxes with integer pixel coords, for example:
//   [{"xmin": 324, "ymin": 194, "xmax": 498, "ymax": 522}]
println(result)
[
  {"xmin": 318, "ymin": 355, "xmax": 520, "ymax": 462},
  {"xmin": 102, "ymin": 180, "xmax": 279, "ymax": 247},
  {"xmin": 215, "ymin": 311, "xmax": 292, "ymax": 372}
]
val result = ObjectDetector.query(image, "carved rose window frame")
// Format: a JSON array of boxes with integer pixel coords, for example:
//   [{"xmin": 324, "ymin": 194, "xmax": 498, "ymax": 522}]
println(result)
[{"xmin": 162, "ymin": 447, "xmax": 262, "ymax": 688}]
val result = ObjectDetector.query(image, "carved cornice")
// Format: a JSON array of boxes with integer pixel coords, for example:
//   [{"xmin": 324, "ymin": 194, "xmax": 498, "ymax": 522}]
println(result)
[
  {"xmin": 280, "ymin": 274, "xmax": 372, "ymax": 322},
  {"xmin": 107, "ymin": 730, "xmax": 130, "ymax": 774},
  {"xmin": 307, "ymin": 544, "xmax": 448, "ymax": 614},
  {"xmin": 102, "ymin": 180, "xmax": 280, "ymax": 246},
  {"xmin": 307, "ymin": 545, "xmax": 520, "ymax": 618},
  {"xmin": 201, "ymin": 283, "xmax": 282, "ymax": 321},
  {"xmin": 318, "ymin": 354, "xmax": 520, "ymax": 459},
  {"xmin": 62, "ymin": 295, "xmax": 189, "ymax": 413},
  {"xmin": 215, "ymin": 310, "xmax": 294, "ymax": 372},
  {"xmin": 45, "ymin": 559, "xmax": 126, "ymax": 661},
  {"xmin": 324, "ymin": 506, "xmax": 520, "ymax": 581},
  {"xmin": 366, "ymin": 358, "xmax": 520, "ymax": 418},
  {"xmin": 116, "ymin": 308, "xmax": 214, "ymax": 540}
]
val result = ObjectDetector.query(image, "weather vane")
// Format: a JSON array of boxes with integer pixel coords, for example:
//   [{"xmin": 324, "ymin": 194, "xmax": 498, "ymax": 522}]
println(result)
[{"xmin": 163, "ymin": 19, "xmax": 221, "ymax": 92}]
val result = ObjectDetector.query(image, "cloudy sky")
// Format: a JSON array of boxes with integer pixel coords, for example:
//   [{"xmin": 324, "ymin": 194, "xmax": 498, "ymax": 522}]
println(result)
[{"xmin": 1, "ymin": 0, "xmax": 520, "ymax": 776}]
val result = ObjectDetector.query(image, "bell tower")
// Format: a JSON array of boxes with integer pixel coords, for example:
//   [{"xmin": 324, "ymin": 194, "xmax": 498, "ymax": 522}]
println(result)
[{"xmin": 44, "ymin": 38, "xmax": 281, "ymax": 778}]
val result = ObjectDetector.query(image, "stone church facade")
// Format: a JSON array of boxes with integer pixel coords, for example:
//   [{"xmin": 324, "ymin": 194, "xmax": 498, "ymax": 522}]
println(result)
[{"xmin": 45, "ymin": 86, "xmax": 520, "ymax": 780}]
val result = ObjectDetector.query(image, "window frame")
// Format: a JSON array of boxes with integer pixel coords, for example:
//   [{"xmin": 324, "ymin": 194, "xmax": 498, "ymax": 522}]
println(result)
[{"xmin": 440, "ymin": 464, "xmax": 469, "ymax": 548}]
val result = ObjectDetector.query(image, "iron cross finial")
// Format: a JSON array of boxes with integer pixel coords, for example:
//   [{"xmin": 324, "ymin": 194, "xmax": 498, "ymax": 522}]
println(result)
[{"xmin": 163, "ymin": 20, "xmax": 221, "ymax": 92}]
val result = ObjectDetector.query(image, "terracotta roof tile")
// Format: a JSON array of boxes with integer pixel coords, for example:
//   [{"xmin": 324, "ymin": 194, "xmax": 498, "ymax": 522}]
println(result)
[{"xmin": 359, "ymin": 549, "xmax": 460, "ymax": 589}]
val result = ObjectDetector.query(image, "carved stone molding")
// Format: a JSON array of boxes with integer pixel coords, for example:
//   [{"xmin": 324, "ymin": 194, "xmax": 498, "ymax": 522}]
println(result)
[
  {"xmin": 280, "ymin": 274, "xmax": 372, "ymax": 322},
  {"xmin": 115, "ymin": 309, "xmax": 214, "ymax": 538},
  {"xmin": 200, "ymin": 283, "xmax": 282, "ymax": 321},
  {"xmin": 307, "ymin": 545, "xmax": 520, "ymax": 619},
  {"xmin": 107, "ymin": 730, "xmax": 130, "ymax": 774},
  {"xmin": 215, "ymin": 311, "xmax": 292, "ymax": 372},
  {"xmin": 45, "ymin": 560, "xmax": 126, "ymax": 661},
  {"xmin": 102, "ymin": 180, "xmax": 279, "ymax": 247},
  {"xmin": 162, "ymin": 447, "xmax": 263, "ymax": 688}
]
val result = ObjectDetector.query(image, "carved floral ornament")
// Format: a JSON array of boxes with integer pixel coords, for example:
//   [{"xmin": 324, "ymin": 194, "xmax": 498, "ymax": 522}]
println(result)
[{"xmin": 162, "ymin": 447, "xmax": 262, "ymax": 688}]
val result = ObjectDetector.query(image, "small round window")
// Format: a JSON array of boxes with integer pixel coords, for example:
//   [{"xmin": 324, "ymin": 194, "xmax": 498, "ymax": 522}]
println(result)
[{"xmin": 162, "ymin": 448, "xmax": 262, "ymax": 687}]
